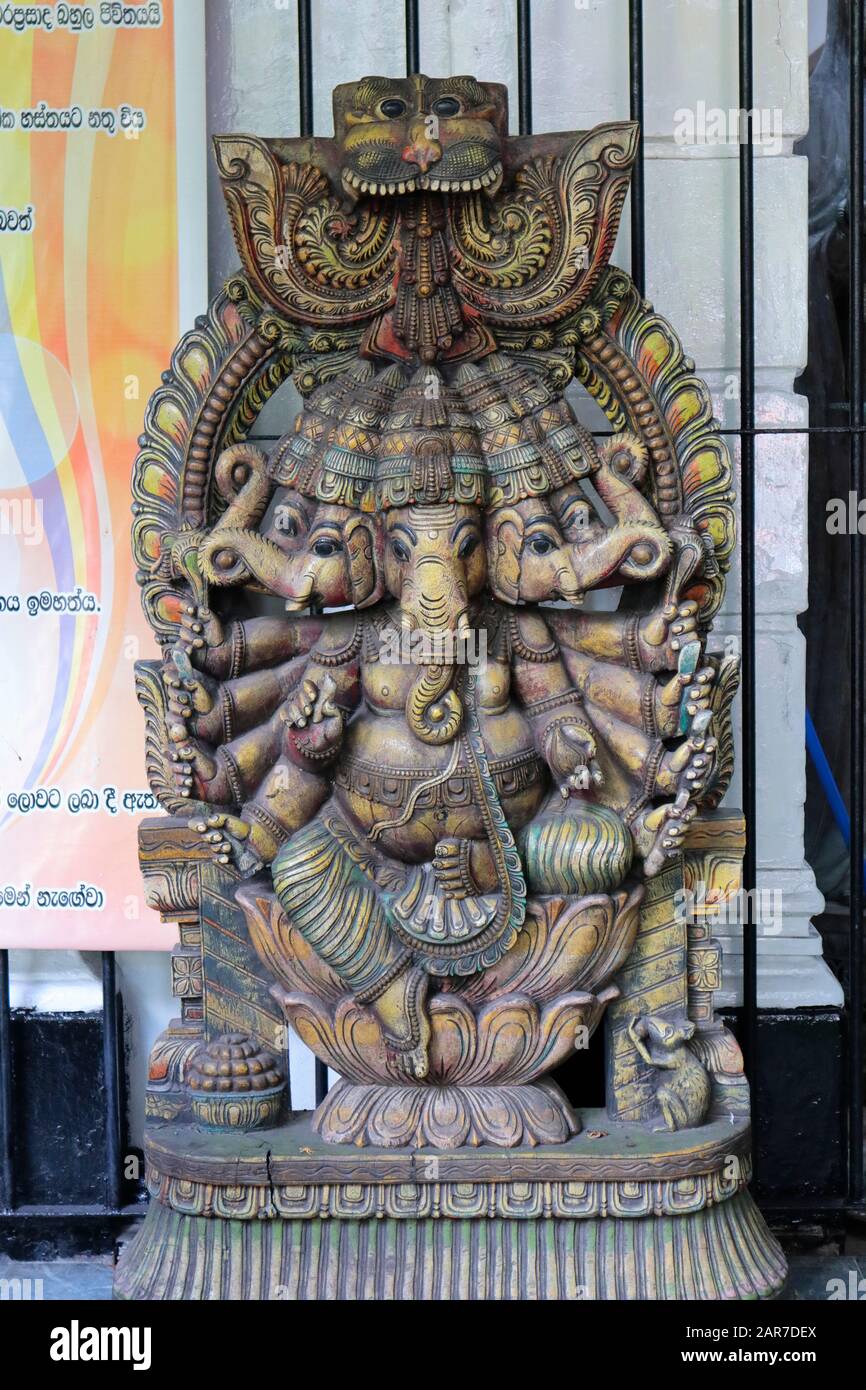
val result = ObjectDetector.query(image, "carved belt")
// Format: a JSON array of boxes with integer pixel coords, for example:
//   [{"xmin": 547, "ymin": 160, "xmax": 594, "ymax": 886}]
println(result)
[{"xmin": 334, "ymin": 748, "xmax": 544, "ymax": 808}]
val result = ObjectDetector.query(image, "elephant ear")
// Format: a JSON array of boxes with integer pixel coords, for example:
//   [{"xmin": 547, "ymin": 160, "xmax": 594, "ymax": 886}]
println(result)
[
  {"xmin": 486, "ymin": 508, "xmax": 524, "ymax": 605},
  {"xmin": 345, "ymin": 515, "xmax": 383, "ymax": 608}
]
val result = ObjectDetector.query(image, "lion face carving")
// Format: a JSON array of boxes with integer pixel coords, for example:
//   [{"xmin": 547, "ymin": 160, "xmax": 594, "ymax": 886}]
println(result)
[{"xmin": 332, "ymin": 74, "xmax": 506, "ymax": 197}]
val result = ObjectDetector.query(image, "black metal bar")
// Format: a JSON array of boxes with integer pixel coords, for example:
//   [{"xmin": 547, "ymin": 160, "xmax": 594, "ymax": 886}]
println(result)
[
  {"xmin": 315, "ymin": 1060, "xmax": 329, "ymax": 1105},
  {"xmin": 628, "ymin": 0, "xmax": 645, "ymax": 295},
  {"xmin": 848, "ymin": 0, "xmax": 865, "ymax": 1206},
  {"xmin": 738, "ymin": 0, "xmax": 758, "ymax": 1168},
  {"xmin": 405, "ymin": 0, "xmax": 420, "ymax": 76},
  {"xmin": 0, "ymin": 1203, "xmax": 145, "ymax": 1220},
  {"xmin": 251, "ymin": 425, "xmax": 866, "ymax": 444},
  {"xmin": 0, "ymin": 951, "xmax": 13, "ymax": 1212},
  {"xmin": 299, "ymin": 0, "xmax": 321, "ymax": 1104},
  {"xmin": 101, "ymin": 952, "xmax": 122, "ymax": 1212},
  {"xmin": 717, "ymin": 425, "xmax": 866, "ymax": 436},
  {"xmin": 516, "ymin": 0, "xmax": 532, "ymax": 136},
  {"xmin": 297, "ymin": 0, "xmax": 314, "ymax": 138}
]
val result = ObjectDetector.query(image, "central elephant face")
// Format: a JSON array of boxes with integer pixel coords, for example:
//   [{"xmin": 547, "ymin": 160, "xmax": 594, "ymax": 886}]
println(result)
[
  {"xmin": 199, "ymin": 501, "xmax": 384, "ymax": 611},
  {"xmin": 384, "ymin": 502, "xmax": 486, "ymax": 744}
]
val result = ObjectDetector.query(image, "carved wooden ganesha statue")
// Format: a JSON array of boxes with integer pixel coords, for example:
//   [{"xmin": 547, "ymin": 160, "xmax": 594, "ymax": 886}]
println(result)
[{"xmin": 118, "ymin": 76, "xmax": 785, "ymax": 1300}]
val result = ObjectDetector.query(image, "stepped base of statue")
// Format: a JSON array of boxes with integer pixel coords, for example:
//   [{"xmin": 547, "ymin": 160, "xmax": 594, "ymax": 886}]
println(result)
[
  {"xmin": 116, "ymin": 813, "xmax": 785, "ymax": 1301},
  {"xmin": 114, "ymin": 1110, "xmax": 784, "ymax": 1301}
]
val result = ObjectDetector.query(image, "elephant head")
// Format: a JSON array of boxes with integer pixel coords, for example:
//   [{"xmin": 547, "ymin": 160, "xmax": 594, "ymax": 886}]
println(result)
[
  {"xmin": 545, "ymin": 434, "xmax": 672, "ymax": 598},
  {"xmin": 484, "ymin": 432, "xmax": 673, "ymax": 607},
  {"xmin": 485, "ymin": 497, "xmax": 584, "ymax": 604},
  {"xmin": 199, "ymin": 503, "xmax": 384, "ymax": 611},
  {"xmin": 384, "ymin": 502, "xmax": 486, "ymax": 744},
  {"xmin": 207, "ymin": 443, "xmax": 316, "ymax": 570}
]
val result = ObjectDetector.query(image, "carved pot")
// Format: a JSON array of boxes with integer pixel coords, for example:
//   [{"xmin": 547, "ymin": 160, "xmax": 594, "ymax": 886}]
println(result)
[{"xmin": 186, "ymin": 1033, "xmax": 286, "ymax": 1130}]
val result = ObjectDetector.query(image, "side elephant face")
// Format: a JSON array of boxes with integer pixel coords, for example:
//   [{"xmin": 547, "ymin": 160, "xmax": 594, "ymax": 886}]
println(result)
[
  {"xmin": 263, "ymin": 489, "xmax": 317, "ymax": 553},
  {"xmin": 551, "ymin": 484, "xmax": 672, "ymax": 595},
  {"xmin": 485, "ymin": 498, "xmax": 583, "ymax": 605},
  {"xmin": 199, "ymin": 502, "xmax": 384, "ymax": 610}
]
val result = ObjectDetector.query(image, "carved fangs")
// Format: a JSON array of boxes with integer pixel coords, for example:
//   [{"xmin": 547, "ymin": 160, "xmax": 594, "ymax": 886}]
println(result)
[{"xmin": 341, "ymin": 162, "xmax": 503, "ymax": 197}]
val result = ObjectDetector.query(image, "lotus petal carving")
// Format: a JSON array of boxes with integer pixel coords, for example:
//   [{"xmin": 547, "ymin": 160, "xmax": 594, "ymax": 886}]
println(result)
[
  {"xmin": 236, "ymin": 879, "xmax": 642, "ymax": 1016},
  {"xmin": 272, "ymin": 983, "xmax": 612, "ymax": 1087},
  {"xmin": 314, "ymin": 1076, "xmax": 578, "ymax": 1149},
  {"xmin": 454, "ymin": 885, "xmax": 643, "ymax": 1004},
  {"xmin": 236, "ymin": 879, "xmax": 640, "ymax": 1147}
]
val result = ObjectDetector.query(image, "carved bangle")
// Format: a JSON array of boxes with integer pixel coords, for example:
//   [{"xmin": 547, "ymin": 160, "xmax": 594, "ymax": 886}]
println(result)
[
  {"xmin": 313, "ymin": 622, "xmax": 363, "ymax": 667},
  {"xmin": 355, "ymin": 951, "xmax": 413, "ymax": 1005},
  {"xmin": 220, "ymin": 686, "xmax": 236, "ymax": 745},
  {"xmin": 641, "ymin": 675, "xmax": 658, "ymax": 737},
  {"xmin": 523, "ymin": 687, "xmax": 582, "ymax": 719},
  {"xmin": 292, "ymin": 732, "xmax": 342, "ymax": 763},
  {"xmin": 508, "ymin": 613, "xmax": 559, "ymax": 663},
  {"xmin": 246, "ymin": 802, "xmax": 289, "ymax": 848},
  {"xmin": 229, "ymin": 622, "xmax": 246, "ymax": 680},
  {"xmin": 458, "ymin": 839, "xmax": 477, "ymax": 897},
  {"xmin": 622, "ymin": 739, "xmax": 667, "ymax": 827},
  {"xmin": 643, "ymin": 739, "xmax": 666, "ymax": 801},
  {"xmin": 219, "ymin": 747, "xmax": 244, "ymax": 805},
  {"xmin": 624, "ymin": 615, "xmax": 643, "ymax": 673}
]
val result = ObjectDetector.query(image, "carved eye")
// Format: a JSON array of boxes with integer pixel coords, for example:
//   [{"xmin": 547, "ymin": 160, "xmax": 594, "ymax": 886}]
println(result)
[
  {"xmin": 457, "ymin": 534, "xmax": 479, "ymax": 559},
  {"xmin": 432, "ymin": 96, "xmax": 460, "ymax": 118},
  {"xmin": 529, "ymin": 535, "xmax": 557, "ymax": 556},
  {"xmin": 380, "ymin": 98, "xmax": 407, "ymax": 118},
  {"xmin": 390, "ymin": 538, "xmax": 411, "ymax": 563},
  {"xmin": 313, "ymin": 536, "xmax": 343, "ymax": 558}
]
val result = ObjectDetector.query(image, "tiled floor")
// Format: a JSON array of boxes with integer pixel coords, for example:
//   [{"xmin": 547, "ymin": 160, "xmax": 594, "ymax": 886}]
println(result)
[{"xmin": 1, "ymin": 1254, "xmax": 864, "ymax": 1301}]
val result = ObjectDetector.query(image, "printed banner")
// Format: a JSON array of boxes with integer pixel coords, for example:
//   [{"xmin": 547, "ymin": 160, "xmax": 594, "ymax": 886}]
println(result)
[{"xmin": 0, "ymin": 1, "xmax": 180, "ymax": 947}]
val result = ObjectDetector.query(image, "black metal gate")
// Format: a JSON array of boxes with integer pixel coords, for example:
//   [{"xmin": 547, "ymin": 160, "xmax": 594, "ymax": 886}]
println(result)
[{"xmin": 0, "ymin": 0, "xmax": 863, "ymax": 1239}]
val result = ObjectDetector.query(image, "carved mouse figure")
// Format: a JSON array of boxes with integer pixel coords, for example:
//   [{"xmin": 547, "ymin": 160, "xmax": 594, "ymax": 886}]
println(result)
[{"xmin": 627, "ymin": 1012, "xmax": 711, "ymax": 1132}]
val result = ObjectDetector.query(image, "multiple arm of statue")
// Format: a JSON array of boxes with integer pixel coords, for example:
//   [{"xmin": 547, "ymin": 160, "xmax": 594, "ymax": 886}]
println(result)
[{"xmin": 165, "ymin": 484, "xmax": 720, "ymax": 892}]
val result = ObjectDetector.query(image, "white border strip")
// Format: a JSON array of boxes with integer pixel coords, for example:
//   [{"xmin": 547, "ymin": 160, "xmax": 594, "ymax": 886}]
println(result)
[{"xmin": 173, "ymin": 0, "xmax": 208, "ymax": 332}]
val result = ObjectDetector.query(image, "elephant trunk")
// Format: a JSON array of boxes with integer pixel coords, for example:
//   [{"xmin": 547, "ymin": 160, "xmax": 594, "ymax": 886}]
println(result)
[
  {"xmin": 214, "ymin": 444, "xmax": 272, "ymax": 531},
  {"xmin": 200, "ymin": 528, "xmax": 306, "ymax": 598},
  {"xmin": 403, "ymin": 557, "xmax": 468, "ymax": 745},
  {"xmin": 574, "ymin": 523, "xmax": 671, "ymax": 589},
  {"xmin": 406, "ymin": 665, "xmax": 463, "ymax": 744}
]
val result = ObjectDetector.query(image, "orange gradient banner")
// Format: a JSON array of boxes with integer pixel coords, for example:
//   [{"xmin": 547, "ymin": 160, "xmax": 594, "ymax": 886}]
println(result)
[{"xmin": 0, "ymin": 1, "xmax": 181, "ymax": 948}]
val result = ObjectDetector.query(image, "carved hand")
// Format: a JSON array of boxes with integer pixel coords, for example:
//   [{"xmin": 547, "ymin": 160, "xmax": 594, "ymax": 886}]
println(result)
[
  {"xmin": 638, "ymin": 600, "xmax": 699, "ymax": 671},
  {"xmin": 168, "ymin": 737, "xmax": 222, "ymax": 801},
  {"xmin": 432, "ymin": 838, "xmax": 478, "ymax": 899},
  {"xmin": 179, "ymin": 604, "xmax": 228, "ymax": 672},
  {"xmin": 279, "ymin": 674, "xmax": 344, "ymax": 765},
  {"xmin": 544, "ymin": 720, "xmax": 604, "ymax": 796},
  {"xmin": 190, "ymin": 812, "xmax": 251, "ymax": 868},
  {"xmin": 162, "ymin": 656, "xmax": 218, "ymax": 744},
  {"xmin": 655, "ymin": 664, "xmax": 715, "ymax": 737},
  {"xmin": 281, "ymin": 674, "xmax": 340, "ymax": 728}
]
